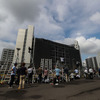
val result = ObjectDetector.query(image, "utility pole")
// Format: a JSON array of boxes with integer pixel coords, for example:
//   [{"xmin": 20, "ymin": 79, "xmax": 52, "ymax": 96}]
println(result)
[{"xmin": 16, "ymin": 48, "xmax": 21, "ymax": 64}]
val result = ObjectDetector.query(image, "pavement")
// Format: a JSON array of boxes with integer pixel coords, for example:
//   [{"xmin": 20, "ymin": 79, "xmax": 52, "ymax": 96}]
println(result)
[{"xmin": 0, "ymin": 78, "xmax": 100, "ymax": 100}]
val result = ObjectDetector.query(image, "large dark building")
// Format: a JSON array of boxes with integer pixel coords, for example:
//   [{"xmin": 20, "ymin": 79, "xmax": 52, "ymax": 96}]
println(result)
[{"xmin": 33, "ymin": 38, "xmax": 82, "ymax": 69}]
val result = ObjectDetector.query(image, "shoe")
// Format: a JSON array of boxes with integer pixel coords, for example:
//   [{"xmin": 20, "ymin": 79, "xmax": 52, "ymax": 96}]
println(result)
[
  {"xmin": 50, "ymin": 83, "xmax": 54, "ymax": 85},
  {"xmin": 18, "ymin": 87, "xmax": 21, "ymax": 90},
  {"xmin": 68, "ymin": 79, "xmax": 70, "ymax": 82},
  {"xmin": 8, "ymin": 87, "xmax": 12, "ymax": 88},
  {"xmin": 56, "ymin": 80, "xmax": 58, "ymax": 82},
  {"xmin": 55, "ymin": 83, "xmax": 58, "ymax": 85},
  {"xmin": 66, "ymin": 80, "xmax": 68, "ymax": 82}
]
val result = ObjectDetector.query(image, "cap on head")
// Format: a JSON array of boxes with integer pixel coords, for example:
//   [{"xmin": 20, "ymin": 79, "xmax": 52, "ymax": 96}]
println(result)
[
  {"xmin": 14, "ymin": 63, "xmax": 17, "ymax": 66},
  {"xmin": 21, "ymin": 62, "xmax": 25, "ymax": 66}
]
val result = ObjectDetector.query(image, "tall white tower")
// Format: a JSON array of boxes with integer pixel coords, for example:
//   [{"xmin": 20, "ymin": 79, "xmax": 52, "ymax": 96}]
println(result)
[
  {"xmin": 97, "ymin": 52, "xmax": 100, "ymax": 68},
  {"xmin": 13, "ymin": 25, "xmax": 34, "ymax": 64}
]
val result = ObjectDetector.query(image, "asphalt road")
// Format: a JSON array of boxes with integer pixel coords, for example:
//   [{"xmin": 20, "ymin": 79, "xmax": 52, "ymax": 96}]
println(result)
[{"xmin": 0, "ymin": 78, "xmax": 100, "ymax": 100}]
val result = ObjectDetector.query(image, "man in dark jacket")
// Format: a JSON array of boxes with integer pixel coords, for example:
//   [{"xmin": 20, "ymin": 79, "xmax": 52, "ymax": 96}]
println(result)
[
  {"xmin": 37, "ymin": 67, "xmax": 42, "ymax": 83},
  {"xmin": 64, "ymin": 67, "xmax": 69, "ymax": 82},
  {"xmin": 18, "ymin": 62, "xmax": 27, "ymax": 89}
]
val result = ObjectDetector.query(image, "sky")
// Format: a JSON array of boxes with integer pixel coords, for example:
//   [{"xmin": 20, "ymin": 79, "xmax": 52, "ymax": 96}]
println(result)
[{"xmin": 0, "ymin": 0, "xmax": 100, "ymax": 61}]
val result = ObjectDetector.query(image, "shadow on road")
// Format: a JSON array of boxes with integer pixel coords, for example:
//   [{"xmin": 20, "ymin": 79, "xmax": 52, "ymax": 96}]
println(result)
[
  {"xmin": 53, "ymin": 85, "xmax": 65, "ymax": 88},
  {"xmin": 0, "ymin": 89, "xmax": 27, "ymax": 100},
  {"xmin": 67, "ymin": 87, "xmax": 100, "ymax": 99},
  {"xmin": 0, "ymin": 91, "xmax": 3, "ymax": 93},
  {"xmin": 25, "ymin": 84, "xmax": 39, "ymax": 89},
  {"xmin": 29, "ymin": 95, "xmax": 42, "ymax": 99},
  {"xmin": 66, "ymin": 79, "xmax": 95, "ymax": 85}
]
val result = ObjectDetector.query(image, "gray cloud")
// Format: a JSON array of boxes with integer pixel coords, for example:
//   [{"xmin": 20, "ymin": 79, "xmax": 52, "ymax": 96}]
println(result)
[
  {"xmin": 45, "ymin": 0, "xmax": 100, "ymax": 37},
  {"xmin": 75, "ymin": 36, "xmax": 100, "ymax": 55},
  {"xmin": 0, "ymin": 14, "xmax": 7, "ymax": 22},
  {"xmin": 2, "ymin": 0, "xmax": 45, "ymax": 23},
  {"xmin": 90, "ymin": 12, "xmax": 100, "ymax": 24}
]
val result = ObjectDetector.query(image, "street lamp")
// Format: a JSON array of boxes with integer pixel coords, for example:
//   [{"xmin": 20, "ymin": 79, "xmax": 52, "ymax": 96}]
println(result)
[
  {"xmin": 28, "ymin": 46, "xmax": 32, "ymax": 64},
  {"xmin": 16, "ymin": 48, "xmax": 21, "ymax": 63}
]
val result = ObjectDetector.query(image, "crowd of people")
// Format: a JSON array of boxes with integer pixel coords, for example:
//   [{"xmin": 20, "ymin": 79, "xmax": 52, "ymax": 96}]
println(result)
[
  {"xmin": 9, "ymin": 62, "xmax": 99, "ymax": 89},
  {"xmin": 9, "ymin": 62, "xmax": 27, "ymax": 89},
  {"xmin": 84, "ymin": 67, "xmax": 96, "ymax": 79}
]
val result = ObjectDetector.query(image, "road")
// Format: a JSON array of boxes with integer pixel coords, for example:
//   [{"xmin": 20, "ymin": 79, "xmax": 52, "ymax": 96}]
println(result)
[{"xmin": 0, "ymin": 78, "xmax": 100, "ymax": 100}]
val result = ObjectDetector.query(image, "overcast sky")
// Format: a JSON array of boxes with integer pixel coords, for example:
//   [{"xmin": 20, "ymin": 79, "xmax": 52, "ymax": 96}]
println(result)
[{"xmin": 0, "ymin": 0, "xmax": 100, "ymax": 61}]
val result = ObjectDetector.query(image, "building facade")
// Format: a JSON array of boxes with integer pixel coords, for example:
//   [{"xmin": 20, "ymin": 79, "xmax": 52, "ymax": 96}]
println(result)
[
  {"xmin": 1, "ymin": 48, "xmax": 14, "ymax": 63},
  {"xmin": 96, "ymin": 52, "xmax": 100, "ymax": 69},
  {"xmin": 0, "ymin": 48, "xmax": 14, "ymax": 67},
  {"xmin": 33, "ymin": 38, "xmax": 82, "ymax": 69},
  {"xmin": 13, "ymin": 25, "xmax": 34, "ymax": 64},
  {"xmin": 85, "ymin": 57, "xmax": 98, "ymax": 71}
]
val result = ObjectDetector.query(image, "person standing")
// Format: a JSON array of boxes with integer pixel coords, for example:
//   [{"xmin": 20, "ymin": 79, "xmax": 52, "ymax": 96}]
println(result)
[
  {"xmin": 15, "ymin": 66, "xmax": 21, "ymax": 85},
  {"xmin": 37, "ymin": 67, "xmax": 42, "ymax": 83},
  {"xmin": 74, "ymin": 68, "xmax": 79, "ymax": 79},
  {"xmin": 89, "ymin": 67, "xmax": 94, "ymax": 79},
  {"xmin": 43, "ymin": 68, "xmax": 48, "ymax": 82},
  {"xmin": 27, "ymin": 66, "xmax": 33, "ymax": 84},
  {"xmin": 18, "ymin": 62, "xmax": 27, "ymax": 89},
  {"xmin": 53, "ymin": 66, "xmax": 61, "ymax": 85},
  {"xmin": 84, "ymin": 68, "xmax": 88, "ymax": 79},
  {"xmin": 9, "ymin": 63, "xmax": 17, "ymax": 88},
  {"xmin": 64, "ymin": 66, "xmax": 69, "ymax": 82}
]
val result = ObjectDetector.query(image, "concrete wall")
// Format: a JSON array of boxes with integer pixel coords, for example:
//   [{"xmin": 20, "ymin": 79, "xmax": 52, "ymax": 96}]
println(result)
[
  {"xmin": 13, "ymin": 29, "xmax": 26, "ymax": 63},
  {"xmin": 24, "ymin": 25, "xmax": 34, "ymax": 64},
  {"xmin": 86, "ymin": 57, "xmax": 98, "ymax": 71},
  {"xmin": 13, "ymin": 25, "xmax": 34, "ymax": 64},
  {"xmin": 97, "ymin": 52, "xmax": 100, "ymax": 68}
]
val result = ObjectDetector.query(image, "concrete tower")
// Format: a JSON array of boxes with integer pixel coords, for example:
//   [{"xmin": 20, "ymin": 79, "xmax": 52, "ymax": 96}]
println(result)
[
  {"xmin": 13, "ymin": 25, "xmax": 34, "ymax": 64},
  {"xmin": 97, "ymin": 52, "xmax": 100, "ymax": 68}
]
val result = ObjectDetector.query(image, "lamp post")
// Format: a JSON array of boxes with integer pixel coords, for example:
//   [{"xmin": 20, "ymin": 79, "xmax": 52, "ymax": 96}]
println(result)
[
  {"xmin": 28, "ymin": 47, "xmax": 32, "ymax": 64},
  {"xmin": 16, "ymin": 48, "xmax": 21, "ymax": 64}
]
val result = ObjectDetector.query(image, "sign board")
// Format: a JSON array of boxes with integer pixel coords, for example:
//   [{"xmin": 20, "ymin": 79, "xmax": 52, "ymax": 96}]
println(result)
[{"xmin": 60, "ymin": 57, "xmax": 64, "ymax": 62}]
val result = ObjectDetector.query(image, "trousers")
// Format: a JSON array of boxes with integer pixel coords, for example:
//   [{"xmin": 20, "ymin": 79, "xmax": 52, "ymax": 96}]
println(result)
[{"xmin": 18, "ymin": 75, "xmax": 26, "ymax": 88}]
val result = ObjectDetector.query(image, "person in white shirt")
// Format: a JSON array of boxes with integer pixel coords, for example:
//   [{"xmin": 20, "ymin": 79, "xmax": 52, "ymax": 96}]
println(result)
[
  {"xmin": 74, "ymin": 68, "xmax": 79, "ymax": 79},
  {"xmin": 9, "ymin": 63, "xmax": 17, "ymax": 88},
  {"xmin": 84, "ymin": 68, "xmax": 88, "ymax": 78},
  {"xmin": 74, "ymin": 68, "xmax": 79, "ymax": 74},
  {"xmin": 28, "ymin": 66, "xmax": 33, "ymax": 83},
  {"xmin": 89, "ymin": 67, "xmax": 93, "ymax": 73},
  {"xmin": 89, "ymin": 67, "xmax": 94, "ymax": 79}
]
